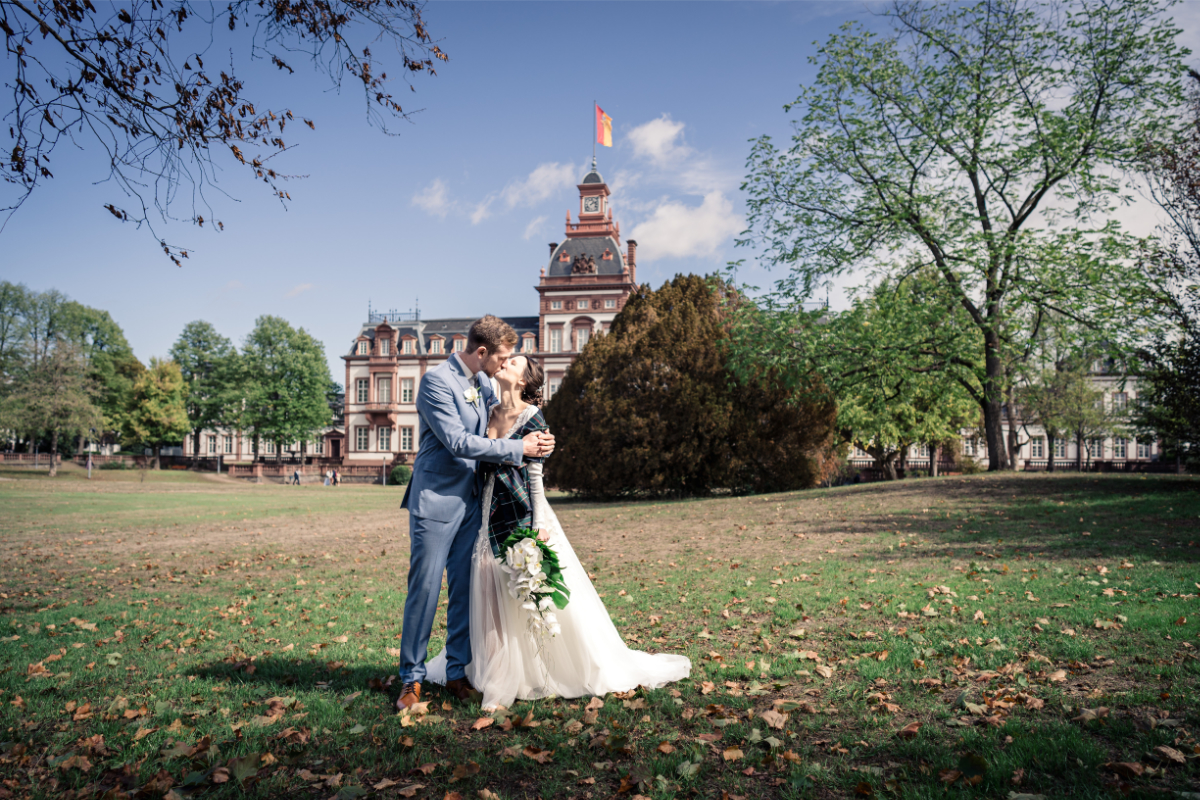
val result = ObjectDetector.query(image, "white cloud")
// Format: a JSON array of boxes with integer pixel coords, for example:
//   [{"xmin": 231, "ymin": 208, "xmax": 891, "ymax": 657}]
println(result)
[
  {"xmin": 628, "ymin": 191, "xmax": 743, "ymax": 261},
  {"xmin": 470, "ymin": 162, "xmax": 578, "ymax": 225},
  {"xmin": 522, "ymin": 215, "xmax": 547, "ymax": 241},
  {"xmin": 285, "ymin": 283, "xmax": 314, "ymax": 298},
  {"xmin": 412, "ymin": 178, "xmax": 453, "ymax": 218},
  {"xmin": 628, "ymin": 114, "xmax": 690, "ymax": 165},
  {"xmin": 500, "ymin": 162, "xmax": 577, "ymax": 209}
]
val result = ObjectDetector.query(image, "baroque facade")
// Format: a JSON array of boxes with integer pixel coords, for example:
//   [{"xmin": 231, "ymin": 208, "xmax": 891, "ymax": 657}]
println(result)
[{"xmin": 340, "ymin": 160, "xmax": 638, "ymax": 467}]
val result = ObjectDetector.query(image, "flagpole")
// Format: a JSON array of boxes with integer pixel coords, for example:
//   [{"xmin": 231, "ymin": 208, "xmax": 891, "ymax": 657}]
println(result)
[{"xmin": 592, "ymin": 100, "xmax": 596, "ymax": 164}]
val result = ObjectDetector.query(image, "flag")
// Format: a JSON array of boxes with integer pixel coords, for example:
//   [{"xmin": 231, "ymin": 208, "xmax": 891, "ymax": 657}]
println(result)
[{"xmin": 596, "ymin": 105, "xmax": 612, "ymax": 148}]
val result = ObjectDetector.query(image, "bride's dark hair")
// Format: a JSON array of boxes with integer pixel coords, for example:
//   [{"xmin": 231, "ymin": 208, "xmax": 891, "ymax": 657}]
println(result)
[{"xmin": 521, "ymin": 357, "xmax": 545, "ymax": 407}]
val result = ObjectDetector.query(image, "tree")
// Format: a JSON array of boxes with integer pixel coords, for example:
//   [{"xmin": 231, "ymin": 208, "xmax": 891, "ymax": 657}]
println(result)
[
  {"xmin": 1018, "ymin": 368, "xmax": 1073, "ymax": 472},
  {"xmin": 544, "ymin": 274, "xmax": 837, "ymax": 498},
  {"xmin": 730, "ymin": 271, "xmax": 978, "ymax": 480},
  {"xmin": 241, "ymin": 316, "xmax": 332, "ymax": 460},
  {"xmin": 170, "ymin": 321, "xmax": 241, "ymax": 462},
  {"xmin": 1, "ymin": 0, "xmax": 448, "ymax": 264},
  {"xmin": 736, "ymin": 0, "xmax": 1186, "ymax": 471},
  {"xmin": 59, "ymin": 301, "xmax": 143, "ymax": 447},
  {"xmin": 122, "ymin": 358, "xmax": 190, "ymax": 469},
  {"xmin": 0, "ymin": 281, "xmax": 29, "ymax": 387},
  {"xmin": 0, "ymin": 340, "xmax": 102, "ymax": 475}
]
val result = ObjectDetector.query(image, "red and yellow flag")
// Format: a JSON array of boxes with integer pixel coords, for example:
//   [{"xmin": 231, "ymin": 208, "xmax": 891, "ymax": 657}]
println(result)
[{"xmin": 595, "ymin": 105, "xmax": 612, "ymax": 147}]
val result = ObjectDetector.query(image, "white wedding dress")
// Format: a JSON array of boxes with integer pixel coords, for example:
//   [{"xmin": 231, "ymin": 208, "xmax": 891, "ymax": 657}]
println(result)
[{"xmin": 425, "ymin": 405, "xmax": 691, "ymax": 709}]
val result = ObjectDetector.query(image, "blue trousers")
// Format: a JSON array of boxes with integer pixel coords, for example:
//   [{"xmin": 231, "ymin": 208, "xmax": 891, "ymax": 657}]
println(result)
[{"xmin": 398, "ymin": 502, "xmax": 481, "ymax": 684}]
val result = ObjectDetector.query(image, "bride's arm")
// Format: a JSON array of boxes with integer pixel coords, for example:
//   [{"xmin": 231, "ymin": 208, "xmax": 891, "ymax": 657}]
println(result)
[{"xmin": 528, "ymin": 462, "xmax": 550, "ymax": 541}]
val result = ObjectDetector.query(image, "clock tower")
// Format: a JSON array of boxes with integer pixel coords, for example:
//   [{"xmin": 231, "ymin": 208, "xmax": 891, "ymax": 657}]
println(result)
[{"xmin": 535, "ymin": 158, "xmax": 639, "ymax": 399}]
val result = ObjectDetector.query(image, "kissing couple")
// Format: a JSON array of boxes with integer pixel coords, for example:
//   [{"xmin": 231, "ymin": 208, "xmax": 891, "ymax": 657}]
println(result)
[{"xmin": 396, "ymin": 315, "xmax": 690, "ymax": 711}]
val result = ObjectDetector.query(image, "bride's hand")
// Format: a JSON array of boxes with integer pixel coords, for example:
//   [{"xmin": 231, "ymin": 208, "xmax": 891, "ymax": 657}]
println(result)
[{"xmin": 536, "ymin": 529, "xmax": 550, "ymax": 542}]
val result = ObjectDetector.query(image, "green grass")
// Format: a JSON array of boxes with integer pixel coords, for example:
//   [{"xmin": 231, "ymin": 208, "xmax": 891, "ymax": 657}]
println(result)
[{"xmin": 0, "ymin": 471, "xmax": 1196, "ymax": 799}]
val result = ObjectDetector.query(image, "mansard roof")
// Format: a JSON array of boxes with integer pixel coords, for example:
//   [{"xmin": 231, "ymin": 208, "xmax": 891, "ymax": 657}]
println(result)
[
  {"xmin": 547, "ymin": 236, "xmax": 625, "ymax": 277},
  {"xmin": 346, "ymin": 317, "xmax": 539, "ymax": 357},
  {"xmin": 581, "ymin": 168, "xmax": 605, "ymax": 185}
]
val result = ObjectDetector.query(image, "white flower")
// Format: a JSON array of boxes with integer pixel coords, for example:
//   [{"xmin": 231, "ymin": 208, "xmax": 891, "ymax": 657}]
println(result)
[{"xmin": 464, "ymin": 386, "xmax": 482, "ymax": 406}]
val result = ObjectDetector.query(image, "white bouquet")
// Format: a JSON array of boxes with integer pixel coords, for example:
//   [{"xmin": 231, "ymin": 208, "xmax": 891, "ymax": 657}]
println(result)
[{"xmin": 497, "ymin": 528, "xmax": 570, "ymax": 642}]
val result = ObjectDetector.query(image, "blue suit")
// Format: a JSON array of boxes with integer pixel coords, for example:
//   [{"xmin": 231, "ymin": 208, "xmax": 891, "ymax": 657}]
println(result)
[{"xmin": 398, "ymin": 354, "xmax": 524, "ymax": 684}]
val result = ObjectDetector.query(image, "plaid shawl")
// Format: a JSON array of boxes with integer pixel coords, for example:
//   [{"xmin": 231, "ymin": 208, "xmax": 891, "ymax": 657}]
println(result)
[{"xmin": 481, "ymin": 408, "xmax": 548, "ymax": 558}]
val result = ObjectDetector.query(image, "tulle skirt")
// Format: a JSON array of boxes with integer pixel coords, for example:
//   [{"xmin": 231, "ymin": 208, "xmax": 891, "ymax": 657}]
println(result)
[{"xmin": 425, "ymin": 489, "xmax": 691, "ymax": 709}]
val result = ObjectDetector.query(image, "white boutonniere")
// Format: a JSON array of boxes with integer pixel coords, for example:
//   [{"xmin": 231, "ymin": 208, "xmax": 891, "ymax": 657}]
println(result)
[{"xmin": 464, "ymin": 386, "xmax": 482, "ymax": 406}]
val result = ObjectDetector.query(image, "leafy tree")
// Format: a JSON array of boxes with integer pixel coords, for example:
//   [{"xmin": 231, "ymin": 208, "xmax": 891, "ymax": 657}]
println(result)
[
  {"xmin": 122, "ymin": 358, "xmax": 190, "ymax": 469},
  {"xmin": 241, "ymin": 316, "xmax": 332, "ymax": 461},
  {"xmin": 735, "ymin": 0, "xmax": 1186, "ymax": 471},
  {"xmin": 731, "ymin": 271, "xmax": 978, "ymax": 480},
  {"xmin": 59, "ymin": 301, "xmax": 144, "ymax": 446},
  {"xmin": 544, "ymin": 274, "xmax": 836, "ymax": 498},
  {"xmin": 1, "ymin": 0, "xmax": 448, "ymax": 264},
  {"xmin": 1018, "ymin": 368, "xmax": 1073, "ymax": 472},
  {"xmin": 170, "ymin": 321, "xmax": 241, "ymax": 462},
  {"xmin": 0, "ymin": 281, "xmax": 29, "ymax": 386},
  {"xmin": 0, "ymin": 340, "xmax": 102, "ymax": 475}
]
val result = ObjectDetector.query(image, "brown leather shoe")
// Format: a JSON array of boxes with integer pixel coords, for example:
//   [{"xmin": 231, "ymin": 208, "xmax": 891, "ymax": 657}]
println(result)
[
  {"xmin": 395, "ymin": 681, "xmax": 421, "ymax": 712},
  {"xmin": 444, "ymin": 677, "xmax": 479, "ymax": 702}
]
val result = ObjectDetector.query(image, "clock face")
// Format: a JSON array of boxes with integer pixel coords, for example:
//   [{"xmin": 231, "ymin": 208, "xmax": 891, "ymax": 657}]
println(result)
[{"xmin": 583, "ymin": 196, "xmax": 600, "ymax": 214}]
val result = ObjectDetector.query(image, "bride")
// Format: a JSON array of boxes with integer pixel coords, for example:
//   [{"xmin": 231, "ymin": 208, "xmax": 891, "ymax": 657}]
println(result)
[{"xmin": 425, "ymin": 355, "xmax": 690, "ymax": 710}]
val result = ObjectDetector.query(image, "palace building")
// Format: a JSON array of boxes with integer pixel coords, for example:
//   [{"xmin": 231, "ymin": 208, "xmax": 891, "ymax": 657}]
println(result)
[{"xmin": 337, "ymin": 159, "xmax": 639, "ymax": 468}]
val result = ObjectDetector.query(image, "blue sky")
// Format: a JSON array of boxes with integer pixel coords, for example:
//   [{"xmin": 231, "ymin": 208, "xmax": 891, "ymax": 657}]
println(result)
[{"xmin": 2, "ymin": 1, "xmax": 1198, "ymax": 380}]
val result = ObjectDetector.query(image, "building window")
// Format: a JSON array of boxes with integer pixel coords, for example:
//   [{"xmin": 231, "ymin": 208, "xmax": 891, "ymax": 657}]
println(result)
[
  {"xmin": 605, "ymin": 299, "xmax": 616, "ymax": 309},
  {"xmin": 576, "ymin": 327, "xmax": 590, "ymax": 351},
  {"xmin": 1137, "ymin": 441, "xmax": 1151, "ymax": 459},
  {"xmin": 963, "ymin": 438, "xmax": 975, "ymax": 456},
  {"xmin": 401, "ymin": 378, "xmax": 414, "ymax": 404},
  {"xmin": 1113, "ymin": 437, "xmax": 1127, "ymax": 458},
  {"xmin": 430, "ymin": 339, "xmax": 443, "ymax": 355},
  {"xmin": 551, "ymin": 300, "xmax": 562, "ymax": 310},
  {"xmin": 378, "ymin": 427, "xmax": 391, "ymax": 451},
  {"xmin": 1053, "ymin": 438, "xmax": 1066, "ymax": 458},
  {"xmin": 264, "ymin": 440, "xmax": 275, "ymax": 454},
  {"xmin": 453, "ymin": 338, "xmax": 465, "ymax": 353},
  {"xmin": 402, "ymin": 338, "xmax": 414, "ymax": 355},
  {"xmin": 522, "ymin": 336, "xmax": 534, "ymax": 353},
  {"xmin": 401, "ymin": 427, "xmax": 414, "ymax": 451},
  {"xmin": 578, "ymin": 299, "xmax": 589, "ymax": 310},
  {"xmin": 314, "ymin": 439, "xmax": 324, "ymax": 455},
  {"xmin": 917, "ymin": 443, "xmax": 930, "ymax": 458},
  {"xmin": 224, "ymin": 435, "xmax": 233, "ymax": 454},
  {"xmin": 377, "ymin": 376, "xmax": 392, "ymax": 403},
  {"xmin": 380, "ymin": 338, "xmax": 390, "ymax": 356},
  {"xmin": 356, "ymin": 378, "xmax": 369, "ymax": 404},
  {"xmin": 547, "ymin": 379, "xmax": 561, "ymax": 399},
  {"xmin": 1087, "ymin": 438, "xmax": 1104, "ymax": 459},
  {"xmin": 207, "ymin": 435, "xmax": 217, "ymax": 454},
  {"xmin": 1112, "ymin": 392, "xmax": 1127, "ymax": 411},
  {"xmin": 1030, "ymin": 436, "xmax": 1044, "ymax": 458},
  {"xmin": 549, "ymin": 329, "xmax": 562, "ymax": 353},
  {"xmin": 356, "ymin": 427, "xmax": 369, "ymax": 451},
  {"xmin": 357, "ymin": 340, "xmax": 369, "ymax": 355}
]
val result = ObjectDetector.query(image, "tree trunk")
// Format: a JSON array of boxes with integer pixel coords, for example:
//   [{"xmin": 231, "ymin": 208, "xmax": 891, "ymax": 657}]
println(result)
[
  {"xmin": 153, "ymin": 445, "xmax": 161, "ymax": 470},
  {"xmin": 1047, "ymin": 434, "xmax": 1056, "ymax": 473},
  {"xmin": 1004, "ymin": 385, "xmax": 1022, "ymax": 469},
  {"xmin": 1076, "ymin": 432, "xmax": 1084, "ymax": 470},
  {"xmin": 193, "ymin": 429, "xmax": 201, "ymax": 464},
  {"xmin": 982, "ymin": 335, "xmax": 1009, "ymax": 471},
  {"xmin": 48, "ymin": 429, "xmax": 58, "ymax": 477},
  {"xmin": 931, "ymin": 444, "xmax": 940, "ymax": 477}
]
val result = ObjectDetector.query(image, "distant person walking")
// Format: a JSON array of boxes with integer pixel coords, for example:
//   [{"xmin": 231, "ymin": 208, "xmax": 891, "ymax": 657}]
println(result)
[
  {"xmin": 325, "ymin": 469, "xmax": 332, "ymax": 486},
  {"xmin": 86, "ymin": 453, "xmax": 94, "ymax": 480},
  {"xmin": 333, "ymin": 469, "xmax": 340, "ymax": 486},
  {"xmin": 292, "ymin": 469, "xmax": 301, "ymax": 485}
]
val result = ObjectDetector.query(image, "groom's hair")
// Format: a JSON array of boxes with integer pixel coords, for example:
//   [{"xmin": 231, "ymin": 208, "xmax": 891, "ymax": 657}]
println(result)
[{"xmin": 466, "ymin": 315, "xmax": 518, "ymax": 354}]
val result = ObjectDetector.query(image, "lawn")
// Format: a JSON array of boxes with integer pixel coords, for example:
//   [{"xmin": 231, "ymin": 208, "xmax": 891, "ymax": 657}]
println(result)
[{"xmin": 0, "ymin": 467, "xmax": 1197, "ymax": 799}]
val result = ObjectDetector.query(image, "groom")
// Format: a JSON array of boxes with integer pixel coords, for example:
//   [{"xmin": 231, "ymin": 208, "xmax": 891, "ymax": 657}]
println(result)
[{"xmin": 396, "ymin": 315, "xmax": 554, "ymax": 711}]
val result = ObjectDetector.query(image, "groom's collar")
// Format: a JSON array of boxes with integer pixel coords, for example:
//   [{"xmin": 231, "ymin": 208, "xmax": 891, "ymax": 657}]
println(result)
[{"xmin": 450, "ymin": 352, "xmax": 478, "ymax": 383}]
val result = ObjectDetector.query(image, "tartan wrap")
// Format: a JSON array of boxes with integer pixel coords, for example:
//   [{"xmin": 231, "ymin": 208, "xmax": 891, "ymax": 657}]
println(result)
[{"xmin": 481, "ymin": 409, "xmax": 548, "ymax": 558}]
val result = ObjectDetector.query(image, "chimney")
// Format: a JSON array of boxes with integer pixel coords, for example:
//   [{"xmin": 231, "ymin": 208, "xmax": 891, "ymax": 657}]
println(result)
[
  {"xmin": 626, "ymin": 239, "xmax": 637, "ymax": 282},
  {"xmin": 548, "ymin": 242, "xmax": 558, "ymax": 258}
]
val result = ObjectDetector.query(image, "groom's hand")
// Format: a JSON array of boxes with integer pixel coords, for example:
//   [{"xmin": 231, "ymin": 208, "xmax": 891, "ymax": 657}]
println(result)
[{"xmin": 522, "ymin": 431, "xmax": 554, "ymax": 458}]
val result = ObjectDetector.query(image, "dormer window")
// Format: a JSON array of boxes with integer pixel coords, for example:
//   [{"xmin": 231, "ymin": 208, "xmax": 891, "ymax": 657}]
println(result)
[
  {"xmin": 430, "ymin": 338, "xmax": 444, "ymax": 355},
  {"xmin": 357, "ymin": 340, "xmax": 369, "ymax": 356},
  {"xmin": 402, "ymin": 338, "xmax": 414, "ymax": 355},
  {"xmin": 453, "ymin": 338, "xmax": 465, "ymax": 353},
  {"xmin": 558, "ymin": 251, "xmax": 570, "ymax": 262},
  {"xmin": 601, "ymin": 248, "xmax": 613, "ymax": 260},
  {"xmin": 521, "ymin": 335, "xmax": 535, "ymax": 353},
  {"xmin": 380, "ymin": 339, "xmax": 390, "ymax": 356}
]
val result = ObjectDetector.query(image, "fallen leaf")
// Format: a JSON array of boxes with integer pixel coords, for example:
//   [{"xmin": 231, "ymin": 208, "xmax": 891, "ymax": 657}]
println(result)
[
  {"xmin": 1105, "ymin": 762, "xmax": 1145, "ymax": 779},
  {"xmin": 896, "ymin": 721, "xmax": 921, "ymax": 740},
  {"xmin": 1047, "ymin": 670, "xmax": 1067, "ymax": 683},
  {"xmin": 657, "ymin": 742, "xmax": 675, "ymax": 754},
  {"xmin": 449, "ymin": 762, "xmax": 480, "ymax": 782},
  {"xmin": 815, "ymin": 665, "xmax": 833, "ymax": 678},
  {"xmin": 723, "ymin": 747, "xmax": 744, "ymax": 761},
  {"xmin": 397, "ymin": 785, "xmax": 424, "ymax": 798},
  {"xmin": 759, "ymin": 709, "xmax": 787, "ymax": 730},
  {"xmin": 373, "ymin": 778, "xmax": 399, "ymax": 790},
  {"xmin": 470, "ymin": 717, "xmax": 494, "ymax": 731},
  {"xmin": 523, "ymin": 746, "xmax": 553, "ymax": 764},
  {"xmin": 1153, "ymin": 745, "xmax": 1186, "ymax": 765}
]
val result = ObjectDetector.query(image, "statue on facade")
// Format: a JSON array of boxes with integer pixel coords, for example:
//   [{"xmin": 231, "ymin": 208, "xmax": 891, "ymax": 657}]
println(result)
[{"xmin": 571, "ymin": 254, "xmax": 597, "ymax": 274}]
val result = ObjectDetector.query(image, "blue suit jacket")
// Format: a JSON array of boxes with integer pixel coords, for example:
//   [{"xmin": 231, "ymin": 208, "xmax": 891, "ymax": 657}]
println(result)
[{"xmin": 400, "ymin": 355, "xmax": 524, "ymax": 523}]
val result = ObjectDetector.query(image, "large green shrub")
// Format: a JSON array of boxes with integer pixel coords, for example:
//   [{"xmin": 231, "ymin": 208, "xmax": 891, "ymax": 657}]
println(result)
[
  {"xmin": 543, "ymin": 274, "xmax": 836, "ymax": 497},
  {"xmin": 389, "ymin": 464, "xmax": 412, "ymax": 486}
]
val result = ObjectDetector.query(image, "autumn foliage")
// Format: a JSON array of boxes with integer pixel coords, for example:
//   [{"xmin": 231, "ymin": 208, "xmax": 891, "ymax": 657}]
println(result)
[{"xmin": 543, "ymin": 275, "xmax": 836, "ymax": 497}]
